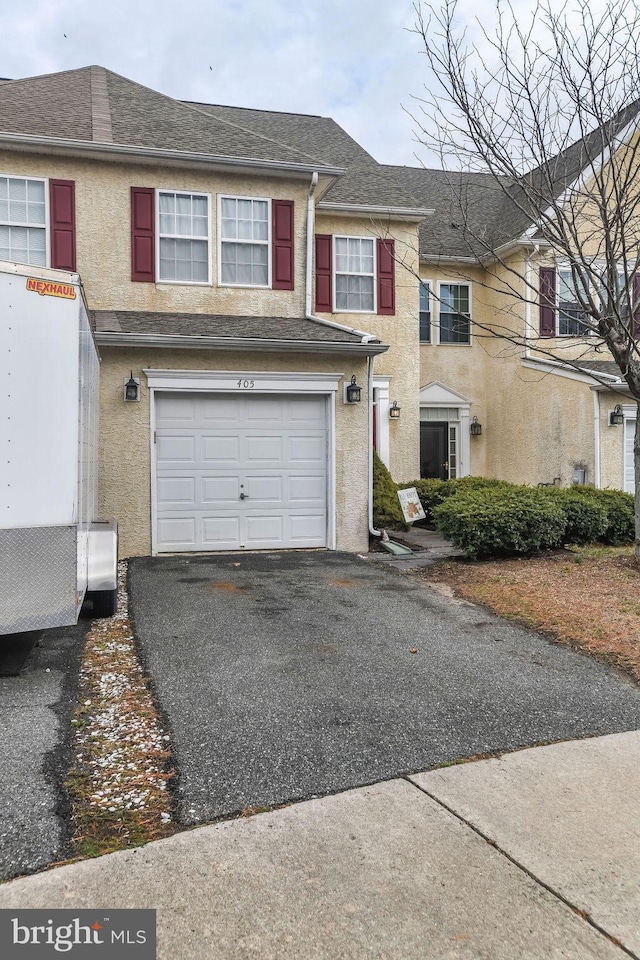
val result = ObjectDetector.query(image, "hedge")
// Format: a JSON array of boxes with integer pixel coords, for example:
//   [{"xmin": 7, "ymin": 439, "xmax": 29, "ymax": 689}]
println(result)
[
  {"xmin": 372, "ymin": 451, "xmax": 407, "ymax": 530},
  {"xmin": 433, "ymin": 486, "xmax": 567, "ymax": 557}
]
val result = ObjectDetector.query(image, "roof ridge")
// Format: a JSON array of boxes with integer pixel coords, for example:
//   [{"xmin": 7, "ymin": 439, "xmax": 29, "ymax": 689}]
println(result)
[
  {"xmin": 183, "ymin": 100, "xmax": 325, "ymax": 121},
  {"xmin": 89, "ymin": 66, "xmax": 113, "ymax": 144},
  {"xmin": 1, "ymin": 65, "xmax": 93, "ymax": 87}
]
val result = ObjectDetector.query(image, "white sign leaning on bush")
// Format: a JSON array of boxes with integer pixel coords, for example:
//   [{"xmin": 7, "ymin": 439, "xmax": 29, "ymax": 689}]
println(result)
[{"xmin": 397, "ymin": 488, "xmax": 426, "ymax": 524}]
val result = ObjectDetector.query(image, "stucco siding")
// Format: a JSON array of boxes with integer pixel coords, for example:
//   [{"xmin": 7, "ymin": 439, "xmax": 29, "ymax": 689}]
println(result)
[
  {"xmin": 315, "ymin": 214, "xmax": 421, "ymax": 481},
  {"xmin": 0, "ymin": 150, "xmax": 311, "ymax": 318}
]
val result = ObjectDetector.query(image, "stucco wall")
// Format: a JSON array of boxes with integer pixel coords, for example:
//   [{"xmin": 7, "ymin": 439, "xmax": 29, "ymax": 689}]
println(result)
[
  {"xmin": 98, "ymin": 348, "xmax": 370, "ymax": 558},
  {"xmin": 0, "ymin": 150, "xmax": 310, "ymax": 318},
  {"xmin": 314, "ymin": 213, "xmax": 421, "ymax": 482},
  {"xmin": 418, "ymin": 263, "xmax": 489, "ymax": 476}
]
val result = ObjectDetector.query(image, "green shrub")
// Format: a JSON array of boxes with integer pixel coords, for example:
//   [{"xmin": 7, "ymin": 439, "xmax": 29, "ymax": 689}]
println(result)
[
  {"xmin": 588, "ymin": 488, "xmax": 635, "ymax": 544},
  {"xmin": 372, "ymin": 450, "xmax": 407, "ymax": 530},
  {"xmin": 545, "ymin": 488, "xmax": 608, "ymax": 544},
  {"xmin": 398, "ymin": 475, "xmax": 510, "ymax": 525},
  {"xmin": 433, "ymin": 487, "xmax": 567, "ymax": 558}
]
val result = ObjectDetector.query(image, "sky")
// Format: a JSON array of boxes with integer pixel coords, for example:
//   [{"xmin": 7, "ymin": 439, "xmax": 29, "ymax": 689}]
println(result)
[
  {"xmin": 0, "ymin": 0, "xmax": 613, "ymax": 168},
  {"xmin": 0, "ymin": 0, "xmax": 435, "ymax": 166}
]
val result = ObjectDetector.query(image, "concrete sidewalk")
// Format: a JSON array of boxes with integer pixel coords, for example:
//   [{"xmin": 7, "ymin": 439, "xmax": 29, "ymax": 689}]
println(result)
[{"xmin": 1, "ymin": 733, "xmax": 639, "ymax": 959}]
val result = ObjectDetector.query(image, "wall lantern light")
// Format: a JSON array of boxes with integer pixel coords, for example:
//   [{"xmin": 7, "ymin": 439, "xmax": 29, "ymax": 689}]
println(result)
[
  {"xmin": 470, "ymin": 416, "xmax": 483, "ymax": 436},
  {"xmin": 389, "ymin": 400, "xmax": 401, "ymax": 419},
  {"xmin": 609, "ymin": 404, "xmax": 624, "ymax": 426},
  {"xmin": 344, "ymin": 375, "xmax": 362, "ymax": 404},
  {"xmin": 124, "ymin": 371, "xmax": 141, "ymax": 402}
]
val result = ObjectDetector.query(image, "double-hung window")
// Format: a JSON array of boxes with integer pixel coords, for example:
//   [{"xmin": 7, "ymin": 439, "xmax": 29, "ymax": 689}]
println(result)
[
  {"xmin": 219, "ymin": 196, "xmax": 270, "ymax": 286},
  {"xmin": 557, "ymin": 268, "xmax": 589, "ymax": 336},
  {"xmin": 335, "ymin": 236, "xmax": 375, "ymax": 312},
  {"xmin": 419, "ymin": 281, "xmax": 432, "ymax": 342},
  {"xmin": 439, "ymin": 283, "xmax": 471, "ymax": 344},
  {"xmin": 158, "ymin": 190, "xmax": 210, "ymax": 283},
  {"xmin": 0, "ymin": 175, "xmax": 47, "ymax": 267}
]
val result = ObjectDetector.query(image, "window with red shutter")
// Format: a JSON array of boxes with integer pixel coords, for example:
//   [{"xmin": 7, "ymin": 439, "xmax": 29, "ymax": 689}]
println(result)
[
  {"xmin": 272, "ymin": 200, "xmax": 294, "ymax": 290},
  {"xmin": 131, "ymin": 187, "xmax": 155, "ymax": 282},
  {"xmin": 315, "ymin": 234, "xmax": 332, "ymax": 311},
  {"xmin": 539, "ymin": 266, "xmax": 556, "ymax": 337},
  {"xmin": 49, "ymin": 179, "xmax": 76, "ymax": 271},
  {"xmin": 376, "ymin": 238, "xmax": 395, "ymax": 315},
  {"xmin": 632, "ymin": 274, "xmax": 640, "ymax": 338}
]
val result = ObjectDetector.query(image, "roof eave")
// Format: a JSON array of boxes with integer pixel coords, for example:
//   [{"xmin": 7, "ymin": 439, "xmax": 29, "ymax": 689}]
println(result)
[
  {"xmin": 0, "ymin": 131, "xmax": 346, "ymax": 178},
  {"xmin": 94, "ymin": 331, "xmax": 388, "ymax": 355}
]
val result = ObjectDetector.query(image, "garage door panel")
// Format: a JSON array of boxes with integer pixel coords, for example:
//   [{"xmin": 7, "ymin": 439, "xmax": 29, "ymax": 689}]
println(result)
[
  {"xmin": 289, "ymin": 514, "xmax": 326, "ymax": 542},
  {"xmin": 155, "ymin": 391, "xmax": 328, "ymax": 552},
  {"xmin": 201, "ymin": 435, "xmax": 241, "ymax": 464},
  {"xmin": 157, "ymin": 517, "xmax": 196, "ymax": 548},
  {"xmin": 245, "ymin": 514, "xmax": 284, "ymax": 542},
  {"xmin": 245, "ymin": 435, "xmax": 283, "ymax": 462},
  {"xmin": 202, "ymin": 516, "xmax": 240, "ymax": 547},
  {"xmin": 245, "ymin": 475, "xmax": 283, "ymax": 501},
  {"xmin": 201, "ymin": 396, "xmax": 240, "ymax": 422},
  {"xmin": 289, "ymin": 475, "xmax": 325, "ymax": 501},
  {"xmin": 156, "ymin": 435, "xmax": 196, "ymax": 465},
  {"xmin": 156, "ymin": 395, "xmax": 197, "ymax": 425},
  {"xmin": 201, "ymin": 476, "xmax": 240, "ymax": 503},
  {"xmin": 157, "ymin": 477, "xmax": 196, "ymax": 506},
  {"xmin": 289, "ymin": 435, "xmax": 325, "ymax": 462},
  {"xmin": 245, "ymin": 397, "xmax": 284, "ymax": 422}
]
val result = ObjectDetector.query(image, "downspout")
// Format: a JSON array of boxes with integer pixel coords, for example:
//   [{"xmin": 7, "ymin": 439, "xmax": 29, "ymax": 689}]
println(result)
[
  {"xmin": 305, "ymin": 171, "xmax": 380, "ymax": 539},
  {"xmin": 593, "ymin": 390, "xmax": 601, "ymax": 488}
]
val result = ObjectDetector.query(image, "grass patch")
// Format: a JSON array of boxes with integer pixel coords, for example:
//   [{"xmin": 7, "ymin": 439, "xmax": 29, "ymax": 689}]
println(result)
[{"xmin": 417, "ymin": 547, "xmax": 640, "ymax": 682}]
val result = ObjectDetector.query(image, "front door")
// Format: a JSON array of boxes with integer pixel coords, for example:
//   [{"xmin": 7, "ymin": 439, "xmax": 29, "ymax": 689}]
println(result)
[{"xmin": 420, "ymin": 422, "xmax": 449, "ymax": 479}]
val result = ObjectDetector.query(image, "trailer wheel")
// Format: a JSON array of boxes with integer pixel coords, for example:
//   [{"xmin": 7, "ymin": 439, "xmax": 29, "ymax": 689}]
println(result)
[{"xmin": 91, "ymin": 588, "xmax": 118, "ymax": 618}]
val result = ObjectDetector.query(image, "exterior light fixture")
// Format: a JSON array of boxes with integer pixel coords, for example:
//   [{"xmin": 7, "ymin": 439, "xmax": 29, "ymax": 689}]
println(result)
[
  {"xmin": 609, "ymin": 404, "xmax": 624, "ymax": 426},
  {"xmin": 344, "ymin": 375, "xmax": 362, "ymax": 404},
  {"xmin": 470, "ymin": 416, "xmax": 482, "ymax": 436},
  {"xmin": 124, "ymin": 371, "xmax": 140, "ymax": 402},
  {"xmin": 389, "ymin": 400, "xmax": 401, "ymax": 419}
]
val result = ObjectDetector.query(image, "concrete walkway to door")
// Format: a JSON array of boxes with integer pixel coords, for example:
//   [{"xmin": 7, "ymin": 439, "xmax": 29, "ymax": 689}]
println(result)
[{"xmin": 127, "ymin": 551, "xmax": 640, "ymax": 825}]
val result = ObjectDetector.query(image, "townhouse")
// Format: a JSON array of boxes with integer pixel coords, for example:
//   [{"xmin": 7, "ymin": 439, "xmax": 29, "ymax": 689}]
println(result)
[{"xmin": 0, "ymin": 66, "xmax": 634, "ymax": 560}]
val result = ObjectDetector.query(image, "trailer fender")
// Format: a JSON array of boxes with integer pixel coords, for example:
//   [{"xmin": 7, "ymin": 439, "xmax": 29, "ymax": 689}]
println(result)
[{"xmin": 87, "ymin": 519, "xmax": 118, "ymax": 592}]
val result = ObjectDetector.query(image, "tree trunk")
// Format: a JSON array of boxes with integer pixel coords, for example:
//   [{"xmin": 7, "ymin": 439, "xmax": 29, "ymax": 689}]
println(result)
[{"xmin": 635, "ymin": 403, "xmax": 640, "ymax": 560}]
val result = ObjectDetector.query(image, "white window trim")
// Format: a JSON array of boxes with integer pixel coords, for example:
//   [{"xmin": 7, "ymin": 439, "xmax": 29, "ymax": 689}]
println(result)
[
  {"xmin": 146, "ymin": 369, "xmax": 339, "ymax": 556},
  {"xmin": 217, "ymin": 193, "xmax": 272, "ymax": 289},
  {"xmin": 419, "ymin": 278, "xmax": 433, "ymax": 344},
  {"xmin": 0, "ymin": 173, "xmax": 50, "ymax": 269},
  {"xmin": 155, "ymin": 188, "xmax": 212, "ymax": 286},
  {"xmin": 555, "ymin": 264, "xmax": 592, "ymax": 337},
  {"xmin": 333, "ymin": 234, "xmax": 376, "ymax": 314},
  {"xmin": 435, "ymin": 280, "xmax": 473, "ymax": 346}
]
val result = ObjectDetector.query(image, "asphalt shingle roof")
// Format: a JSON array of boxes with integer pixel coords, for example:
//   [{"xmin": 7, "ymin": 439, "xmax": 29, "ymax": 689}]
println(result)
[
  {"xmin": 91, "ymin": 310, "xmax": 375, "ymax": 344},
  {"xmin": 2, "ymin": 66, "xmax": 638, "ymax": 262}
]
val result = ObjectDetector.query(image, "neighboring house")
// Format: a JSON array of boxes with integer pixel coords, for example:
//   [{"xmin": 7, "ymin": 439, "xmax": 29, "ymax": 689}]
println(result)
[{"xmin": 0, "ymin": 67, "xmax": 634, "ymax": 560}]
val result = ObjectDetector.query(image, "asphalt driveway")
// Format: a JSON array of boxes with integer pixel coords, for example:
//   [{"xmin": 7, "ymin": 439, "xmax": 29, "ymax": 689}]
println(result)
[{"xmin": 128, "ymin": 551, "xmax": 640, "ymax": 825}]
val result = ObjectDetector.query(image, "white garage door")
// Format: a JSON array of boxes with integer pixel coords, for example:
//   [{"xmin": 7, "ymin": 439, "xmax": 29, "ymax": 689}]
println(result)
[
  {"xmin": 155, "ymin": 392, "xmax": 328, "ymax": 552},
  {"xmin": 624, "ymin": 418, "xmax": 636, "ymax": 494}
]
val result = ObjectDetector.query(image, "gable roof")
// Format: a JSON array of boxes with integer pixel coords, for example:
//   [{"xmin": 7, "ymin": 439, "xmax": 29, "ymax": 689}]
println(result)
[{"xmin": 0, "ymin": 66, "xmax": 342, "ymax": 172}]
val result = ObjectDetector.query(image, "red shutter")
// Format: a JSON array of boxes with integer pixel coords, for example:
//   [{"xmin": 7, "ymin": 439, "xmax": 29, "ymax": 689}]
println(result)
[
  {"xmin": 539, "ymin": 266, "xmax": 556, "ymax": 337},
  {"xmin": 315, "ymin": 234, "xmax": 332, "ymax": 311},
  {"xmin": 376, "ymin": 238, "xmax": 395, "ymax": 315},
  {"xmin": 272, "ymin": 200, "xmax": 294, "ymax": 290},
  {"xmin": 632, "ymin": 274, "xmax": 640, "ymax": 338},
  {"xmin": 49, "ymin": 179, "xmax": 76, "ymax": 271},
  {"xmin": 131, "ymin": 187, "xmax": 155, "ymax": 282}
]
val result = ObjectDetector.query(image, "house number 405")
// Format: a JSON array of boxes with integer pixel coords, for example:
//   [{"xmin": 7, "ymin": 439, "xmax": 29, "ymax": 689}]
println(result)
[{"xmin": 237, "ymin": 379, "xmax": 255, "ymax": 389}]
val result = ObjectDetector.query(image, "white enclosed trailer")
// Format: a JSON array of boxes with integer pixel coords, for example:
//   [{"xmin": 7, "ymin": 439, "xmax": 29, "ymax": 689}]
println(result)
[{"xmin": 0, "ymin": 262, "xmax": 118, "ymax": 635}]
